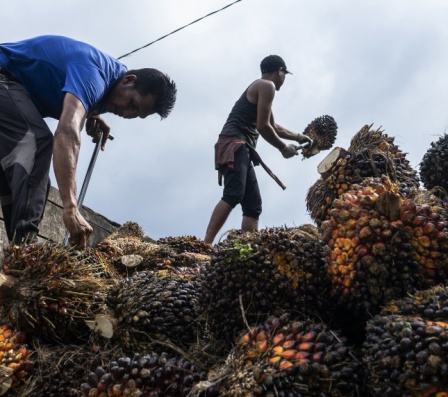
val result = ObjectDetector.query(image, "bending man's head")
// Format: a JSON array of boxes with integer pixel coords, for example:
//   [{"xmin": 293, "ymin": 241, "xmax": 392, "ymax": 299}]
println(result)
[{"xmin": 105, "ymin": 68, "xmax": 177, "ymax": 119}]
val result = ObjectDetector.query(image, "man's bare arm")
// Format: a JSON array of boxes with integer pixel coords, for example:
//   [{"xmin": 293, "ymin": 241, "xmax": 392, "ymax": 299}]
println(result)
[{"xmin": 53, "ymin": 93, "xmax": 93, "ymax": 248}]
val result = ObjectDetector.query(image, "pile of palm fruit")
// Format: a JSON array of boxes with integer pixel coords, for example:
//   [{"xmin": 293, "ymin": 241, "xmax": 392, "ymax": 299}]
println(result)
[
  {"xmin": 302, "ymin": 115, "xmax": 338, "ymax": 158},
  {"xmin": 1, "ymin": 123, "xmax": 448, "ymax": 396},
  {"xmin": 307, "ymin": 124, "xmax": 420, "ymax": 226}
]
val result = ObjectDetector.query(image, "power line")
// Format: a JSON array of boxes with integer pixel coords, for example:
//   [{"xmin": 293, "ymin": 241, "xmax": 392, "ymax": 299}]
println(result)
[{"xmin": 118, "ymin": 0, "xmax": 243, "ymax": 60}]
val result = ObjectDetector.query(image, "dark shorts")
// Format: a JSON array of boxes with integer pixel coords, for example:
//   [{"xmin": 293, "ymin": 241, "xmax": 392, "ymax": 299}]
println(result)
[
  {"xmin": 0, "ymin": 71, "xmax": 53, "ymax": 243},
  {"xmin": 221, "ymin": 145, "xmax": 262, "ymax": 219}
]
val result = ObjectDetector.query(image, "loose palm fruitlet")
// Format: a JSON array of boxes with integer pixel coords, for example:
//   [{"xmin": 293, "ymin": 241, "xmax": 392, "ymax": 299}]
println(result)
[
  {"xmin": 322, "ymin": 177, "xmax": 424, "ymax": 315},
  {"xmin": 382, "ymin": 285, "xmax": 448, "ymax": 321},
  {"xmin": 1, "ymin": 243, "xmax": 118, "ymax": 344},
  {"xmin": 107, "ymin": 267, "xmax": 204, "ymax": 354},
  {"xmin": 20, "ymin": 344, "xmax": 121, "ymax": 397},
  {"xmin": 363, "ymin": 314, "xmax": 448, "ymax": 397},
  {"xmin": 302, "ymin": 115, "xmax": 338, "ymax": 158},
  {"xmin": 81, "ymin": 351, "xmax": 214, "ymax": 397},
  {"xmin": 420, "ymin": 133, "xmax": 448, "ymax": 192},
  {"xmin": 198, "ymin": 227, "xmax": 331, "ymax": 346},
  {"xmin": 199, "ymin": 313, "xmax": 364, "ymax": 397},
  {"xmin": 0, "ymin": 324, "xmax": 34, "ymax": 391}
]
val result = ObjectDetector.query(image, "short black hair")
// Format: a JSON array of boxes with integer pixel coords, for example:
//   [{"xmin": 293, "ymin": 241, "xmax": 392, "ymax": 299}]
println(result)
[{"xmin": 125, "ymin": 68, "xmax": 177, "ymax": 119}]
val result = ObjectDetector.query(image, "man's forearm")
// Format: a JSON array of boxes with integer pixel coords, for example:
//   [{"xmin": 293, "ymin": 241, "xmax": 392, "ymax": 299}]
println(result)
[
  {"xmin": 258, "ymin": 125, "xmax": 286, "ymax": 150},
  {"xmin": 53, "ymin": 128, "xmax": 80, "ymax": 210}
]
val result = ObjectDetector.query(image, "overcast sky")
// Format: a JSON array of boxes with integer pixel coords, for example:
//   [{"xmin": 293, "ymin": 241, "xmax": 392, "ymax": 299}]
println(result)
[{"xmin": 3, "ymin": 0, "xmax": 448, "ymax": 242}]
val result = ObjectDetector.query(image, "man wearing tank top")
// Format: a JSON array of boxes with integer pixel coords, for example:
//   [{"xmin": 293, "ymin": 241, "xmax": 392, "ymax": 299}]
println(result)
[{"xmin": 204, "ymin": 55, "xmax": 312, "ymax": 244}]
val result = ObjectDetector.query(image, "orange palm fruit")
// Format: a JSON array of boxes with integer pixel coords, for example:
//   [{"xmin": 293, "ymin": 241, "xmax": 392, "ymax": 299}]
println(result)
[
  {"xmin": 281, "ymin": 349, "xmax": 298, "ymax": 360},
  {"xmin": 272, "ymin": 346, "xmax": 284, "ymax": 355}
]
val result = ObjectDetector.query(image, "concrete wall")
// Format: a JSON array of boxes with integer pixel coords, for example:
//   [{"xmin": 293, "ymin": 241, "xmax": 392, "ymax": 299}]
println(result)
[{"xmin": 0, "ymin": 186, "xmax": 119, "ymax": 251}]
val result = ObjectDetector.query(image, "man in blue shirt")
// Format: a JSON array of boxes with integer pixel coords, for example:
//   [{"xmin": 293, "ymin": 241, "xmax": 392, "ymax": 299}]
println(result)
[{"xmin": 0, "ymin": 35, "xmax": 177, "ymax": 248}]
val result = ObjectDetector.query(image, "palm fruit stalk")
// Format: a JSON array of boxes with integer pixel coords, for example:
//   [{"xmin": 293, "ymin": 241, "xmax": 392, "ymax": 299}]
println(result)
[
  {"xmin": 0, "ymin": 324, "xmax": 34, "ymax": 394},
  {"xmin": 19, "ymin": 343, "xmax": 122, "ymax": 397},
  {"xmin": 302, "ymin": 115, "xmax": 338, "ymax": 158},
  {"xmin": 198, "ymin": 227, "xmax": 332, "ymax": 348},
  {"xmin": 195, "ymin": 313, "xmax": 364, "ymax": 397},
  {"xmin": 363, "ymin": 314, "xmax": 448, "ymax": 396},
  {"xmin": 0, "ymin": 243, "xmax": 118, "ymax": 344},
  {"xmin": 81, "ymin": 351, "xmax": 215, "ymax": 397},
  {"xmin": 106, "ymin": 267, "xmax": 205, "ymax": 356},
  {"xmin": 321, "ymin": 176, "xmax": 421, "ymax": 316},
  {"xmin": 419, "ymin": 133, "xmax": 448, "ymax": 192}
]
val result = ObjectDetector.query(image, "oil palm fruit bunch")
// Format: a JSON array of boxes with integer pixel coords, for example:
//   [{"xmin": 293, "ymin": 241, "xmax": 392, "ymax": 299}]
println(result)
[
  {"xmin": 396, "ymin": 195, "xmax": 448, "ymax": 287},
  {"xmin": 381, "ymin": 285, "xmax": 448, "ymax": 320},
  {"xmin": 306, "ymin": 177, "xmax": 337, "ymax": 227},
  {"xmin": 80, "ymin": 351, "xmax": 214, "ymax": 397},
  {"xmin": 0, "ymin": 324, "xmax": 34, "ymax": 393},
  {"xmin": 348, "ymin": 125, "xmax": 420, "ymax": 193},
  {"xmin": 1, "ymin": 243, "xmax": 117, "ymax": 344},
  {"xmin": 363, "ymin": 314, "xmax": 448, "ymax": 396},
  {"xmin": 20, "ymin": 343, "xmax": 121, "ymax": 397},
  {"xmin": 321, "ymin": 176, "xmax": 422, "ymax": 315},
  {"xmin": 106, "ymin": 267, "xmax": 204, "ymax": 355},
  {"xmin": 307, "ymin": 125, "xmax": 419, "ymax": 227},
  {"xmin": 200, "ymin": 313, "xmax": 364, "ymax": 397},
  {"xmin": 419, "ymin": 133, "xmax": 448, "ymax": 192},
  {"xmin": 198, "ymin": 227, "xmax": 331, "ymax": 346},
  {"xmin": 302, "ymin": 115, "xmax": 338, "ymax": 158},
  {"xmin": 156, "ymin": 235, "xmax": 214, "ymax": 256}
]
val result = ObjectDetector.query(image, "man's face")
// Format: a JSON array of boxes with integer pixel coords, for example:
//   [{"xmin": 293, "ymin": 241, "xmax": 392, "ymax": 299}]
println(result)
[{"xmin": 106, "ymin": 75, "xmax": 156, "ymax": 119}]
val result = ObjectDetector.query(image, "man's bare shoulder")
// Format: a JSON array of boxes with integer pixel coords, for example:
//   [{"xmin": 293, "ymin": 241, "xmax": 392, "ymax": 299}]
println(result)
[{"xmin": 247, "ymin": 79, "xmax": 275, "ymax": 102}]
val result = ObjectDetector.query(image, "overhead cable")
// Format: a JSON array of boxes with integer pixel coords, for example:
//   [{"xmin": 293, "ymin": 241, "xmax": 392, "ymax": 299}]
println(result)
[{"xmin": 118, "ymin": 0, "xmax": 242, "ymax": 60}]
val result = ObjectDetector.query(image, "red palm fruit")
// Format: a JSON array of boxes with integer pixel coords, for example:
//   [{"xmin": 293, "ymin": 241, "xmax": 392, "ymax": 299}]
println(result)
[
  {"xmin": 294, "ymin": 351, "xmax": 310, "ymax": 360},
  {"xmin": 414, "ymin": 227, "xmax": 424, "ymax": 237},
  {"xmin": 279, "ymin": 360, "xmax": 293, "ymax": 369},
  {"xmin": 281, "ymin": 349, "xmax": 298, "ymax": 360},
  {"xmin": 357, "ymin": 217, "xmax": 370, "ymax": 228},
  {"xmin": 298, "ymin": 342, "xmax": 313, "ymax": 352},
  {"xmin": 412, "ymin": 215, "xmax": 427, "ymax": 226},
  {"xmin": 418, "ymin": 236, "xmax": 431, "ymax": 248},
  {"xmin": 359, "ymin": 226, "xmax": 372, "ymax": 238},
  {"xmin": 272, "ymin": 333, "xmax": 285, "ymax": 346},
  {"xmin": 372, "ymin": 242, "xmax": 386, "ymax": 256},
  {"xmin": 423, "ymin": 221, "xmax": 436, "ymax": 235},
  {"xmin": 302, "ymin": 332, "xmax": 316, "ymax": 342},
  {"xmin": 282, "ymin": 340, "xmax": 296, "ymax": 349}
]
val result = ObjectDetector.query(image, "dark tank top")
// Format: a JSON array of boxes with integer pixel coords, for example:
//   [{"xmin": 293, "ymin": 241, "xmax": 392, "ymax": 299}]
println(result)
[{"xmin": 220, "ymin": 87, "xmax": 258, "ymax": 148}]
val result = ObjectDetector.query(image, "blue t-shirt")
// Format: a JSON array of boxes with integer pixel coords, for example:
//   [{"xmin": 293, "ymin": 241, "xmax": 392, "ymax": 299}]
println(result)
[{"xmin": 0, "ymin": 35, "xmax": 127, "ymax": 119}]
